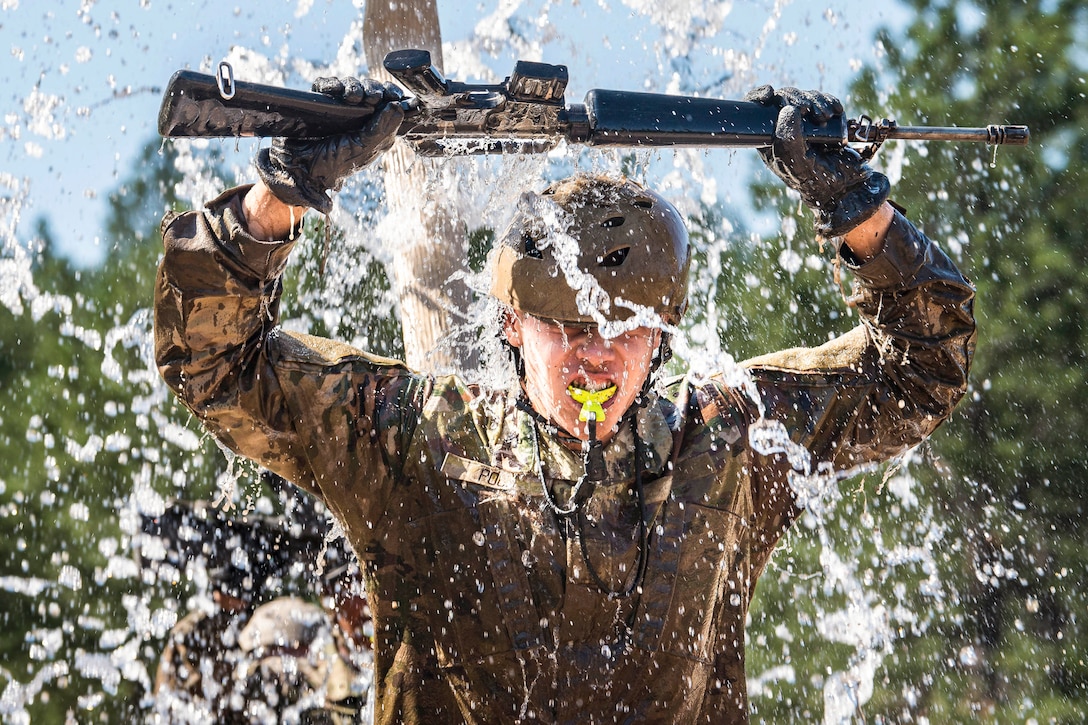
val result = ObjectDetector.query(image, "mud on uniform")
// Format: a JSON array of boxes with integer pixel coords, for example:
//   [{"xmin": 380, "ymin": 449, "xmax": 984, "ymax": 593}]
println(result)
[{"xmin": 155, "ymin": 186, "xmax": 975, "ymax": 724}]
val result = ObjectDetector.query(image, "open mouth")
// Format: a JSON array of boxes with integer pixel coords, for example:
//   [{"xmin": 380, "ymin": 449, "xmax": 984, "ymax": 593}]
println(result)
[
  {"xmin": 567, "ymin": 381, "xmax": 618, "ymax": 424},
  {"xmin": 569, "ymin": 378, "xmax": 616, "ymax": 394}
]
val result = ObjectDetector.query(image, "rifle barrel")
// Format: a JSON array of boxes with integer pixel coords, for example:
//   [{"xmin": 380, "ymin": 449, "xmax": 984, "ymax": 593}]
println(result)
[{"xmin": 848, "ymin": 121, "xmax": 1030, "ymax": 146}]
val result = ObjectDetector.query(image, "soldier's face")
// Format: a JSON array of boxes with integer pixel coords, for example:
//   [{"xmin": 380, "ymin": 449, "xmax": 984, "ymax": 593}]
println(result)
[{"xmin": 504, "ymin": 312, "xmax": 661, "ymax": 442}]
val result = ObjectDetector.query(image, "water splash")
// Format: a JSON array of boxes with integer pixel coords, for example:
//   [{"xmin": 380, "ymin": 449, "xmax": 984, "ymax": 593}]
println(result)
[{"xmin": 0, "ymin": 1, "xmax": 955, "ymax": 722}]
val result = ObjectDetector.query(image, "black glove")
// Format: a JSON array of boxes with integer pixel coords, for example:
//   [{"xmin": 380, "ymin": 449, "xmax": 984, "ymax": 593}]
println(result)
[
  {"xmin": 256, "ymin": 77, "xmax": 405, "ymax": 213},
  {"xmin": 745, "ymin": 85, "xmax": 890, "ymax": 237}
]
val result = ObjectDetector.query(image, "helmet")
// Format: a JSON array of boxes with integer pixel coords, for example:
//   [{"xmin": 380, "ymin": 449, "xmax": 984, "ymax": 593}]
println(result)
[{"xmin": 490, "ymin": 174, "xmax": 690, "ymax": 325}]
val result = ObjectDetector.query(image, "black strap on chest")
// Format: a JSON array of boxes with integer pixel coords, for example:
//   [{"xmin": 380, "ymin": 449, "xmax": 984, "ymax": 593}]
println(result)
[
  {"xmin": 578, "ymin": 381, "xmax": 692, "ymax": 598},
  {"xmin": 573, "ymin": 431, "xmax": 650, "ymax": 598}
]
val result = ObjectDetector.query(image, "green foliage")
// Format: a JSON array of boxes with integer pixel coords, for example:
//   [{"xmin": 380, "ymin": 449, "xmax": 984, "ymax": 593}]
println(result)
[
  {"xmin": 0, "ymin": 140, "xmax": 238, "ymax": 721},
  {"xmin": 466, "ymin": 226, "xmax": 495, "ymax": 276},
  {"xmin": 742, "ymin": 1, "xmax": 1088, "ymax": 721},
  {"xmin": 681, "ymin": 198, "xmax": 850, "ymax": 364},
  {"xmin": 283, "ymin": 216, "xmax": 406, "ymax": 361},
  {"xmin": 858, "ymin": 1, "xmax": 1087, "ymax": 720}
]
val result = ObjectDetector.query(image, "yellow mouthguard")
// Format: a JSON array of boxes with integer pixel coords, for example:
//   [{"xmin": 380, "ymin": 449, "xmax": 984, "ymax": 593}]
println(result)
[{"xmin": 567, "ymin": 384, "xmax": 618, "ymax": 423}]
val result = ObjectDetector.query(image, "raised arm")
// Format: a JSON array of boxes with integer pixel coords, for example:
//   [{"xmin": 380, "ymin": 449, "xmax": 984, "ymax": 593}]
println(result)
[
  {"xmin": 155, "ymin": 79, "xmax": 418, "ymax": 504},
  {"xmin": 840, "ymin": 199, "xmax": 895, "ymax": 261},
  {"xmin": 736, "ymin": 85, "xmax": 976, "ymax": 538}
]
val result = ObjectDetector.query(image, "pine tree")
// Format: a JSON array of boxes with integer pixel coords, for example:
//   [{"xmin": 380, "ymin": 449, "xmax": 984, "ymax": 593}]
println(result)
[
  {"xmin": 716, "ymin": 2, "xmax": 1088, "ymax": 720},
  {"xmin": 842, "ymin": 0, "xmax": 1085, "ymax": 719}
]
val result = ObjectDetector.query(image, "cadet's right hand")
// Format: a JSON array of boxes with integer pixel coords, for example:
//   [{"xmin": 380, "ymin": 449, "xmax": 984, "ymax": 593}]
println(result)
[{"xmin": 256, "ymin": 77, "xmax": 404, "ymax": 213}]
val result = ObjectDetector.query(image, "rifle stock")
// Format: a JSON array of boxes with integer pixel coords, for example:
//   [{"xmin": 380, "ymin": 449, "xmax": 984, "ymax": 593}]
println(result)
[
  {"xmin": 158, "ymin": 69, "xmax": 370, "ymax": 138},
  {"xmin": 157, "ymin": 50, "xmax": 1029, "ymax": 154}
]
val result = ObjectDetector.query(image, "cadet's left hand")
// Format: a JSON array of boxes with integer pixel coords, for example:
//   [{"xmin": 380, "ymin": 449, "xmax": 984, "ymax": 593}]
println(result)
[
  {"xmin": 745, "ymin": 85, "xmax": 890, "ymax": 238},
  {"xmin": 256, "ymin": 77, "xmax": 404, "ymax": 213}
]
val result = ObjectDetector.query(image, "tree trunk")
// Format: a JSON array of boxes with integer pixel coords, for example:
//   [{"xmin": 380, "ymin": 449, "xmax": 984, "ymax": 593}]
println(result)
[{"xmin": 363, "ymin": 1, "xmax": 476, "ymax": 375}]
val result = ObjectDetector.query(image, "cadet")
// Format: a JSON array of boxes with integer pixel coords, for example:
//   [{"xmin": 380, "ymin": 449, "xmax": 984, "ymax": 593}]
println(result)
[{"xmin": 155, "ymin": 78, "xmax": 975, "ymax": 723}]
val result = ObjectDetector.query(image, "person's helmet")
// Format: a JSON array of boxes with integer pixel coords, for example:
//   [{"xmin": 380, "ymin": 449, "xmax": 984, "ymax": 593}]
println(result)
[{"xmin": 490, "ymin": 174, "xmax": 690, "ymax": 326}]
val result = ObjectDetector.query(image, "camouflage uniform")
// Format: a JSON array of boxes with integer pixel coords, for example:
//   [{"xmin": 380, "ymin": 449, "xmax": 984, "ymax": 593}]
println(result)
[{"xmin": 155, "ymin": 186, "xmax": 975, "ymax": 724}]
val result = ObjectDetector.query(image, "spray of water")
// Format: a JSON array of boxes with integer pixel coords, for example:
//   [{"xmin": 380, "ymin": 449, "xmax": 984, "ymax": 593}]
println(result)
[{"xmin": 0, "ymin": 1, "xmax": 960, "ymax": 722}]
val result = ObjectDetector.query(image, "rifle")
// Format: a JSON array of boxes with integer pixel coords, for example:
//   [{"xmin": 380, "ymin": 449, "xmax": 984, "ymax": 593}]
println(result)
[{"xmin": 158, "ymin": 49, "xmax": 1029, "ymax": 156}]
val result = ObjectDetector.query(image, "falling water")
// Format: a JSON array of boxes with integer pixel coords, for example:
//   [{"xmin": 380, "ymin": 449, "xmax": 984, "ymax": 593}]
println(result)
[{"xmin": 0, "ymin": 1, "xmax": 1015, "ymax": 722}]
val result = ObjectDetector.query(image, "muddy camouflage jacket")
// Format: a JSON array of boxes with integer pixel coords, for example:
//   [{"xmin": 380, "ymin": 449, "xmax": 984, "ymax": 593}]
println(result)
[{"xmin": 155, "ymin": 186, "xmax": 975, "ymax": 724}]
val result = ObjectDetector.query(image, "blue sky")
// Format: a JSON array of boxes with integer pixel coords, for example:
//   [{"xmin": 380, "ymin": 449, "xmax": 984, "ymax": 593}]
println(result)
[{"xmin": 1, "ymin": 0, "xmax": 907, "ymax": 266}]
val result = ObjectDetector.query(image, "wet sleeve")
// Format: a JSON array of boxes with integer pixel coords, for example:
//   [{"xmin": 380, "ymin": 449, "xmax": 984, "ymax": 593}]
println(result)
[
  {"xmin": 154, "ymin": 186, "xmax": 425, "ymax": 510},
  {"xmin": 739, "ymin": 210, "xmax": 976, "ymax": 520}
]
